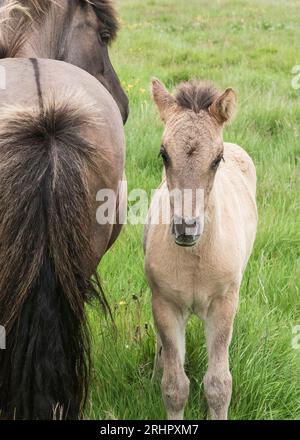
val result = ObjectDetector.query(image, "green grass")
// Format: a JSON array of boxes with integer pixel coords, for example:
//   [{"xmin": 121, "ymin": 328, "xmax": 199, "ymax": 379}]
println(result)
[{"xmin": 86, "ymin": 0, "xmax": 300, "ymax": 420}]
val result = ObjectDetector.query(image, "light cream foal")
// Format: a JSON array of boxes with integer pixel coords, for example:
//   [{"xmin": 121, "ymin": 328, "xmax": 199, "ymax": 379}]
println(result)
[{"xmin": 144, "ymin": 79, "xmax": 257, "ymax": 420}]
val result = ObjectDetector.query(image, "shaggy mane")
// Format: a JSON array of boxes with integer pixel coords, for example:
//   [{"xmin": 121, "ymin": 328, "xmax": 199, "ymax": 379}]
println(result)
[
  {"xmin": 174, "ymin": 80, "xmax": 220, "ymax": 113},
  {"xmin": 88, "ymin": 0, "xmax": 119, "ymax": 40}
]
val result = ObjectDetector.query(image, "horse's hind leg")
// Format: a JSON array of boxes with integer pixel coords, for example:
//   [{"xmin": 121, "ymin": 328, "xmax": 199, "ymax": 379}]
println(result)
[
  {"xmin": 152, "ymin": 294, "xmax": 189, "ymax": 420},
  {"xmin": 152, "ymin": 333, "xmax": 163, "ymax": 382},
  {"xmin": 203, "ymin": 288, "xmax": 238, "ymax": 420}
]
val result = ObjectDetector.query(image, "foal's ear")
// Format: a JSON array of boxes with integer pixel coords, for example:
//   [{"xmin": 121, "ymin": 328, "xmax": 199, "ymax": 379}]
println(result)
[
  {"xmin": 151, "ymin": 78, "xmax": 176, "ymax": 122},
  {"xmin": 209, "ymin": 88, "xmax": 237, "ymax": 124}
]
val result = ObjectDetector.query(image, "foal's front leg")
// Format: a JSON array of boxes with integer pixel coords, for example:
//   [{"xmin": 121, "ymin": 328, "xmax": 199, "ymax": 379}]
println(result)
[
  {"xmin": 203, "ymin": 288, "xmax": 238, "ymax": 420},
  {"xmin": 152, "ymin": 333, "xmax": 163, "ymax": 382},
  {"xmin": 152, "ymin": 294, "xmax": 190, "ymax": 420}
]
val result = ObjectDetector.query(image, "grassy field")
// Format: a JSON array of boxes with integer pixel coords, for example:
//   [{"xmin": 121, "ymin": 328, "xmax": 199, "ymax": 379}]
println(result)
[{"xmin": 86, "ymin": 0, "xmax": 300, "ymax": 420}]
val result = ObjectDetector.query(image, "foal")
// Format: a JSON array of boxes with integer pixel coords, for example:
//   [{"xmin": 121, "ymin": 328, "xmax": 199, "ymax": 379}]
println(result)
[{"xmin": 144, "ymin": 79, "xmax": 258, "ymax": 420}]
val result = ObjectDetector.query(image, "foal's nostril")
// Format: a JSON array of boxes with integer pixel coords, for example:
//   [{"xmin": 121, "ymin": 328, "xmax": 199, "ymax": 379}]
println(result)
[
  {"xmin": 185, "ymin": 218, "xmax": 197, "ymax": 228},
  {"xmin": 172, "ymin": 218, "xmax": 185, "ymax": 237}
]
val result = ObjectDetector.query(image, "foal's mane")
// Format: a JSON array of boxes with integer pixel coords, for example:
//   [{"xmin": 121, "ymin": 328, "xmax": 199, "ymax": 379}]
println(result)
[
  {"xmin": 0, "ymin": 0, "xmax": 119, "ymax": 58},
  {"xmin": 174, "ymin": 80, "xmax": 220, "ymax": 113}
]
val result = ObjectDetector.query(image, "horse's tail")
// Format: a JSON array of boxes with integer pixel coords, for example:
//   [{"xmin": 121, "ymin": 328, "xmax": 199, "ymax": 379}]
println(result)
[{"xmin": 0, "ymin": 93, "xmax": 106, "ymax": 419}]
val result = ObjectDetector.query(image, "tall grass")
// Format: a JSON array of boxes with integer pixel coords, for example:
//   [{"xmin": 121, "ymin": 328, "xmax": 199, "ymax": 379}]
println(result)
[{"xmin": 86, "ymin": 0, "xmax": 300, "ymax": 420}]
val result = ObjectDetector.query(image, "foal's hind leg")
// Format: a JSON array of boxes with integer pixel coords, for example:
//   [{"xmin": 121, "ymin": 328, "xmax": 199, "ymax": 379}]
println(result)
[
  {"xmin": 152, "ymin": 294, "xmax": 189, "ymax": 420},
  {"xmin": 203, "ymin": 288, "xmax": 238, "ymax": 420}
]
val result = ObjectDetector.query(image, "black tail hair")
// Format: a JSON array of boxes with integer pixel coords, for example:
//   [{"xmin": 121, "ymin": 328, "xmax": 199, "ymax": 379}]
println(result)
[{"xmin": 0, "ymin": 94, "xmax": 108, "ymax": 419}]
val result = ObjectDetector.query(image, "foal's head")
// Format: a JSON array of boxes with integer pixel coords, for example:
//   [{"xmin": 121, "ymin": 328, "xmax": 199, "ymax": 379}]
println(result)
[
  {"xmin": 0, "ymin": 0, "xmax": 129, "ymax": 123},
  {"xmin": 152, "ymin": 78, "xmax": 237, "ymax": 247}
]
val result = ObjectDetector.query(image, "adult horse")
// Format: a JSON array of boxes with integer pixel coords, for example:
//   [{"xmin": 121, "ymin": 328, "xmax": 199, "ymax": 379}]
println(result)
[{"xmin": 0, "ymin": 0, "xmax": 128, "ymax": 420}]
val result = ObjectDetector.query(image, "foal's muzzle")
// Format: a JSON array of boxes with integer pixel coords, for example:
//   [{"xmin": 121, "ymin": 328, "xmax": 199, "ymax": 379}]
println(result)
[{"xmin": 172, "ymin": 216, "xmax": 202, "ymax": 247}]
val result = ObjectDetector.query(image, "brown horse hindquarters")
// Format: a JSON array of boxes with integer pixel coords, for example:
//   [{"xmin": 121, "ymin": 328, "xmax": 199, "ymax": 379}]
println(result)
[
  {"xmin": 1, "ymin": 57, "xmax": 125, "ymax": 268},
  {"xmin": 0, "ymin": 58, "xmax": 125, "ymax": 419}
]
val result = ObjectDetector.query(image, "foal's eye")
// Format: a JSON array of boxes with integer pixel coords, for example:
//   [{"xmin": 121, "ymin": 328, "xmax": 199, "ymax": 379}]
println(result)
[
  {"xmin": 211, "ymin": 154, "xmax": 224, "ymax": 170},
  {"xmin": 158, "ymin": 145, "xmax": 170, "ymax": 166}
]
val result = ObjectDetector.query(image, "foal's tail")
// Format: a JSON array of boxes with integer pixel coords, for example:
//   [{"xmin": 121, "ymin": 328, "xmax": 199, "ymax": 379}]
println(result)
[{"xmin": 0, "ymin": 94, "xmax": 106, "ymax": 419}]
